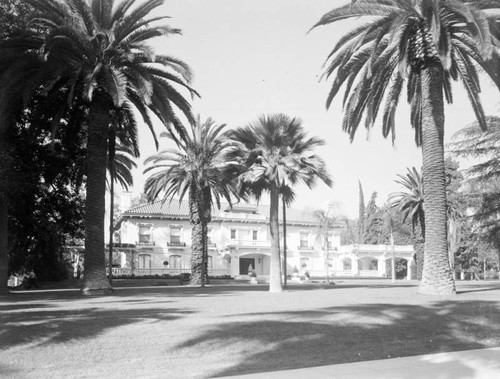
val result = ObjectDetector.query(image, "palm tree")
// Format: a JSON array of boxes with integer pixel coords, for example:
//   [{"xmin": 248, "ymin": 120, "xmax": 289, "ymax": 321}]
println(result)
[
  {"xmin": 143, "ymin": 116, "xmax": 239, "ymax": 286},
  {"xmin": 389, "ymin": 167, "xmax": 425, "ymax": 237},
  {"xmin": 0, "ymin": 0, "xmax": 197, "ymax": 294},
  {"xmin": 389, "ymin": 167, "xmax": 425, "ymax": 279},
  {"xmin": 311, "ymin": 0, "xmax": 500, "ymax": 295},
  {"xmin": 227, "ymin": 114, "xmax": 332, "ymax": 293},
  {"xmin": 107, "ymin": 108, "xmax": 140, "ymax": 283}
]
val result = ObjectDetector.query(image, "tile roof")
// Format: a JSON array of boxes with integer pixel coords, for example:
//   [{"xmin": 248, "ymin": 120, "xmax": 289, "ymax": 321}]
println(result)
[{"xmin": 123, "ymin": 199, "xmax": 323, "ymax": 225}]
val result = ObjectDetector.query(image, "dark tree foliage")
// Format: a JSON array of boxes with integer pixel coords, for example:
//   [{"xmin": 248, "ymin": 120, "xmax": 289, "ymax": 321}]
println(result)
[
  {"xmin": 7, "ymin": 88, "xmax": 87, "ymax": 280},
  {"xmin": 0, "ymin": 1, "xmax": 32, "ymax": 39}
]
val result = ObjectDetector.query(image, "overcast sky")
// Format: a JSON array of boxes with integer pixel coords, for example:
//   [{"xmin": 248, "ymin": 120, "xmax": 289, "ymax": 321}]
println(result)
[{"xmin": 131, "ymin": 0, "xmax": 500, "ymax": 218}]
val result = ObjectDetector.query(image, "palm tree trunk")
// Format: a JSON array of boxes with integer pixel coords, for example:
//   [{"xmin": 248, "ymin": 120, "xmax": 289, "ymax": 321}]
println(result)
[
  {"xmin": 189, "ymin": 190, "xmax": 204, "ymax": 286},
  {"xmin": 82, "ymin": 95, "xmax": 113, "ymax": 295},
  {"xmin": 418, "ymin": 64, "xmax": 456, "ymax": 295},
  {"xmin": 282, "ymin": 197, "xmax": 287, "ymax": 288},
  {"xmin": 269, "ymin": 183, "xmax": 282, "ymax": 292},
  {"xmin": 108, "ymin": 127, "xmax": 115, "ymax": 284},
  {"xmin": 190, "ymin": 221, "xmax": 204, "ymax": 286},
  {"xmin": 0, "ymin": 132, "xmax": 10, "ymax": 294}
]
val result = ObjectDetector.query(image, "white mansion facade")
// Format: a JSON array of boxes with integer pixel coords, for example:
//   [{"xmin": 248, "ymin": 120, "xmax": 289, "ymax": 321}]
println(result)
[{"xmin": 114, "ymin": 200, "xmax": 415, "ymax": 280}]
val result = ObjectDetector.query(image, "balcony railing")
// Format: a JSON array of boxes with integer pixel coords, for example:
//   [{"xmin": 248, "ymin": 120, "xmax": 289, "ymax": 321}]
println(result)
[
  {"xmin": 298, "ymin": 245, "xmax": 314, "ymax": 250},
  {"xmin": 109, "ymin": 268, "xmax": 230, "ymax": 277},
  {"xmin": 167, "ymin": 241, "xmax": 187, "ymax": 247},
  {"xmin": 137, "ymin": 241, "xmax": 155, "ymax": 246},
  {"xmin": 226, "ymin": 239, "xmax": 271, "ymax": 248}
]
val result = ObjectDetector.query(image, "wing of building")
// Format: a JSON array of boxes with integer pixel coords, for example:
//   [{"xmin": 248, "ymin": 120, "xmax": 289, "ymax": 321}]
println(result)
[{"xmin": 113, "ymin": 200, "xmax": 415, "ymax": 280}]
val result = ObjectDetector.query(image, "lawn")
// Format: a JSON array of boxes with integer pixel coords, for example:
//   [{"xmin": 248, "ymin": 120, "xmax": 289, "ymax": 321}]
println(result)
[{"xmin": 1, "ymin": 279, "xmax": 499, "ymax": 378}]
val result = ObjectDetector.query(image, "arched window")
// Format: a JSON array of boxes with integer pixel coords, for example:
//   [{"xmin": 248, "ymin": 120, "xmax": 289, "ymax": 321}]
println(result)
[
  {"xmin": 358, "ymin": 257, "xmax": 378, "ymax": 271},
  {"xmin": 170, "ymin": 255, "xmax": 182, "ymax": 269},
  {"xmin": 138, "ymin": 254, "xmax": 151, "ymax": 269},
  {"xmin": 342, "ymin": 258, "xmax": 352, "ymax": 271}
]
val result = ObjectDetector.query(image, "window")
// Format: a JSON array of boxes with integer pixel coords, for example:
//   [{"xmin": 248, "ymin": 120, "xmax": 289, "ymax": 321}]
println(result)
[
  {"xmin": 230, "ymin": 229, "xmax": 237, "ymax": 239},
  {"xmin": 170, "ymin": 227, "xmax": 181, "ymax": 245},
  {"xmin": 207, "ymin": 256, "xmax": 213, "ymax": 269},
  {"xmin": 170, "ymin": 255, "xmax": 182, "ymax": 268},
  {"xmin": 252, "ymin": 230, "xmax": 258, "ymax": 241},
  {"xmin": 138, "ymin": 225, "xmax": 152, "ymax": 244},
  {"xmin": 300, "ymin": 232, "xmax": 309, "ymax": 248},
  {"xmin": 327, "ymin": 235, "xmax": 333, "ymax": 249},
  {"xmin": 359, "ymin": 257, "xmax": 378, "ymax": 271},
  {"xmin": 138, "ymin": 254, "xmax": 151, "ymax": 268},
  {"xmin": 342, "ymin": 258, "xmax": 352, "ymax": 271}
]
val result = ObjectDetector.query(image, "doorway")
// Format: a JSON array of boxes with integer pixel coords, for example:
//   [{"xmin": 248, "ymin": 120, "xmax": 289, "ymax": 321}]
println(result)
[{"xmin": 239, "ymin": 258, "xmax": 255, "ymax": 275}]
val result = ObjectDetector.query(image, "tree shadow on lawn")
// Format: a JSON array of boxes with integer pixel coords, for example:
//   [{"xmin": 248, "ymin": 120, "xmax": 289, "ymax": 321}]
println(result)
[
  {"xmin": 176, "ymin": 300, "xmax": 500, "ymax": 378},
  {"xmin": 0, "ymin": 304, "xmax": 194, "ymax": 350}
]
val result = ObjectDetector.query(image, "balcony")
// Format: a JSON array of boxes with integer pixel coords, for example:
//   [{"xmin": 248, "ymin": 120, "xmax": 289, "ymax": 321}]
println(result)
[
  {"xmin": 167, "ymin": 241, "xmax": 187, "ymax": 248},
  {"xmin": 137, "ymin": 241, "xmax": 155, "ymax": 246},
  {"xmin": 225, "ymin": 239, "xmax": 271, "ymax": 249},
  {"xmin": 298, "ymin": 245, "xmax": 314, "ymax": 251}
]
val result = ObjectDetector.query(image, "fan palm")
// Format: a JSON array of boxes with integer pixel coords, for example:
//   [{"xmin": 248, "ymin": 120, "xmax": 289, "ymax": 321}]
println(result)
[
  {"xmin": 0, "ymin": 0, "xmax": 197, "ymax": 294},
  {"xmin": 144, "ymin": 116, "xmax": 239, "ymax": 286},
  {"xmin": 227, "ymin": 114, "xmax": 332, "ymax": 293},
  {"xmin": 311, "ymin": 0, "xmax": 500, "ymax": 295}
]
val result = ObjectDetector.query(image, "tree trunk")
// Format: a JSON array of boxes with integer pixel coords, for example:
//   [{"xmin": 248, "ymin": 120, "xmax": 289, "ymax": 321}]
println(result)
[
  {"xmin": 0, "ymin": 192, "xmax": 8, "ymax": 294},
  {"xmin": 282, "ymin": 197, "xmax": 287, "ymax": 288},
  {"xmin": 108, "ymin": 127, "xmax": 115, "ymax": 285},
  {"xmin": 418, "ymin": 64, "xmax": 456, "ymax": 295},
  {"xmin": 82, "ymin": 94, "xmax": 113, "ymax": 295},
  {"xmin": 0, "ymin": 131, "xmax": 9, "ymax": 294},
  {"xmin": 189, "ymin": 188, "xmax": 205, "ymax": 286},
  {"xmin": 269, "ymin": 183, "xmax": 282, "ymax": 292},
  {"xmin": 190, "ymin": 221, "xmax": 204, "ymax": 286}
]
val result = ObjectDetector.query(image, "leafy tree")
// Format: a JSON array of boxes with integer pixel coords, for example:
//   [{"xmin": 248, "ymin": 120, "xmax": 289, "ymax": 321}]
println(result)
[
  {"xmin": 144, "ymin": 116, "xmax": 238, "ymax": 286},
  {"xmin": 450, "ymin": 116, "xmax": 500, "ymax": 267},
  {"xmin": 0, "ymin": 0, "xmax": 197, "ymax": 294},
  {"xmin": 228, "ymin": 113, "xmax": 332, "ymax": 293},
  {"xmin": 356, "ymin": 181, "xmax": 366, "ymax": 242},
  {"xmin": 311, "ymin": 0, "xmax": 500, "ymax": 295},
  {"xmin": 0, "ymin": 0, "xmax": 36, "ymax": 294},
  {"xmin": 7, "ymin": 100, "xmax": 87, "ymax": 281},
  {"xmin": 314, "ymin": 208, "xmax": 337, "ymax": 283},
  {"xmin": 363, "ymin": 192, "xmax": 384, "ymax": 244}
]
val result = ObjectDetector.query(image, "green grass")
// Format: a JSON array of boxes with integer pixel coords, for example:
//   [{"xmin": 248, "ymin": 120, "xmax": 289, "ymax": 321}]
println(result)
[{"xmin": 1, "ymin": 279, "xmax": 500, "ymax": 378}]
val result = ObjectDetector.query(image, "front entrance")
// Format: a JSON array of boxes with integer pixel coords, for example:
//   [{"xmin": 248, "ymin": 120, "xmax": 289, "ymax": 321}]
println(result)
[{"xmin": 240, "ymin": 258, "xmax": 255, "ymax": 275}]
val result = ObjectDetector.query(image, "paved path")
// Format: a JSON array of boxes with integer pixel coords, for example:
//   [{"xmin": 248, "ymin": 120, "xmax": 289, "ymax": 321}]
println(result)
[{"xmin": 222, "ymin": 347, "xmax": 500, "ymax": 379}]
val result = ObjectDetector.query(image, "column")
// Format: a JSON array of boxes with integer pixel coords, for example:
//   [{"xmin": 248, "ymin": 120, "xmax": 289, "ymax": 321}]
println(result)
[
  {"xmin": 406, "ymin": 258, "xmax": 412, "ymax": 280},
  {"xmin": 378, "ymin": 257, "xmax": 387, "ymax": 277},
  {"xmin": 231, "ymin": 255, "xmax": 240, "ymax": 277},
  {"xmin": 352, "ymin": 257, "xmax": 359, "ymax": 276}
]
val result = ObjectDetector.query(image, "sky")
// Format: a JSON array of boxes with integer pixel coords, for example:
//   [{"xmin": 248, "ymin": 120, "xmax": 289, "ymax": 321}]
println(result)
[{"xmin": 129, "ymin": 0, "xmax": 500, "ymax": 218}]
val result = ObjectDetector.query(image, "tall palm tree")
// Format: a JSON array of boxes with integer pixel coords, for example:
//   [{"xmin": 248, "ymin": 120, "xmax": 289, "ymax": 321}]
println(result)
[
  {"xmin": 227, "ymin": 114, "xmax": 332, "ymax": 293},
  {"xmin": 311, "ymin": 0, "xmax": 500, "ymax": 295},
  {"xmin": 143, "ymin": 116, "xmax": 239, "ymax": 286},
  {"xmin": 0, "ymin": 0, "xmax": 197, "ymax": 294}
]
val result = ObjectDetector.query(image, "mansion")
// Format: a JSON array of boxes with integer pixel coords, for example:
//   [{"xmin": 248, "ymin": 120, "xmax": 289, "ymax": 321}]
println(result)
[{"xmin": 113, "ymin": 200, "xmax": 415, "ymax": 280}]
